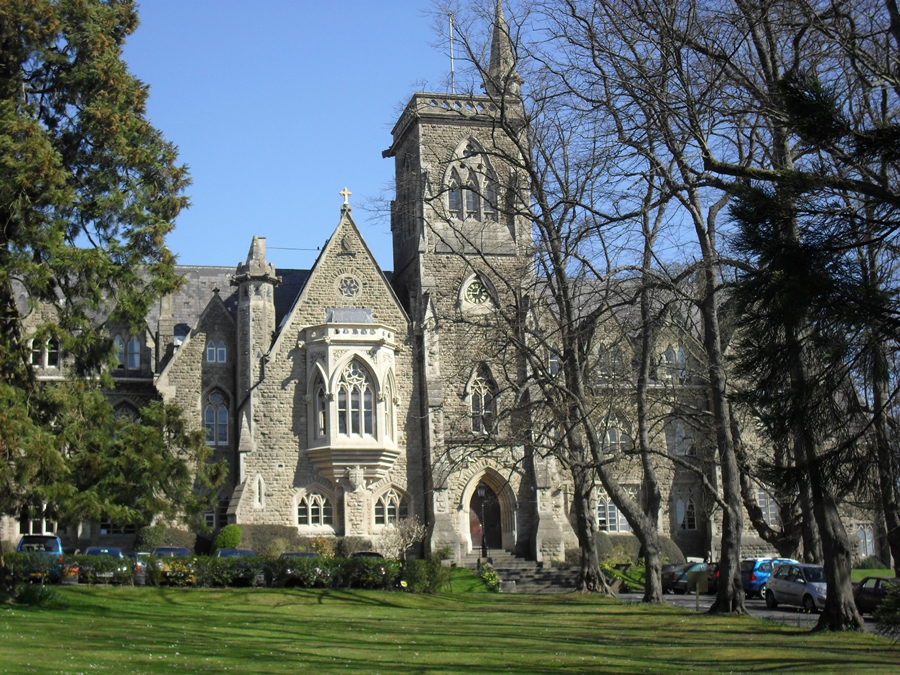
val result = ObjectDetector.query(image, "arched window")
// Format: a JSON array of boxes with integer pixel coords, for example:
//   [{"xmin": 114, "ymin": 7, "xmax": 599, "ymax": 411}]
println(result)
[
  {"xmin": 217, "ymin": 340, "xmax": 226, "ymax": 363},
  {"xmin": 114, "ymin": 336, "xmax": 125, "ymax": 368},
  {"xmin": 484, "ymin": 174, "xmax": 498, "ymax": 221},
  {"xmin": 662, "ymin": 346, "xmax": 676, "ymax": 379},
  {"xmin": 46, "ymin": 338, "xmax": 59, "ymax": 368},
  {"xmin": 297, "ymin": 494, "xmax": 334, "ymax": 527},
  {"xmin": 757, "ymin": 488, "xmax": 780, "ymax": 526},
  {"xmin": 114, "ymin": 404, "xmax": 138, "ymax": 421},
  {"xmin": 601, "ymin": 419, "xmax": 629, "ymax": 454},
  {"xmin": 675, "ymin": 497, "xmax": 697, "ymax": 530},
  {"xmin": 383, "ymin": 377, "xmax": 395, "ymax": 441},
  {"xmin": 314, "ymin": 378, "xmax": 328, "ymax": 439},
  {"xmin": 374, "ymin": 489, "xmax": 408, "ymax": 525},
  {"xmin": 857, "ymin": 524, "xmax": 876, "ymax": 557},
  {"xmin": 336, "ymin": 361, "xmax": 375, "ymax": 437},
  {"xmin": 597, "ymin": 490, "xmax": 634, "ymax": 533},
  {"xmin": 465, "ymin": 170, "xmax": 480, "ymax": 219},
  {"xmin": 204, "ymin": 392, "xmax": 229, "ymax": 446},
  {"xmin": 29, "ymin": 339, "xmax": 43, "ymax": 367},
  {"xmin": 666, "ymin": 420, "xmax": 692, "ymax": 456},
  {"xmin": 549, "ymin": 347, "xmax": 561, "ymax": 377},
  {"xmin": 127, "ymin": 336, "xmax": 140, "ymax": 370},
  {"xmin": 206, "ymin": 340, "xmax": 216, "ymax": 362},
  {"xmin": 470, "ymin": 366, "xmax": 496, "ymax": 434},
  {"xmin": 448, "ymin": 170, "xmax": 462, "ymax": 218}
]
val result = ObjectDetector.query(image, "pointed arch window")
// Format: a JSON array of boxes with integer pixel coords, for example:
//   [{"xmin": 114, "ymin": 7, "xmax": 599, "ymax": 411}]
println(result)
[
  {"xmin": 465, "ymin": 170, "xmax": 480, "ymax": 219},
  {"xmin": 470, "ymin": 366, "xmax": 496, "ymax": 434},
  {"xmin": 549, "ymin": 347, "xmax": 561, "ymax": 377},
  {"xmin": 675, "ymin": 496, "xmax": 697, "ymax": 530},
  {"xmin": 46, "ymin": 338, "xmax": 60, "ymax": 368},
  {"xmin": 206, "ymin": 340, "xmax": 227, "ymax": 363},
  {"xmin": 30, "ymin": 339, "xmax": 43, "ymax": 366},
  {"xmin": 601, "ymin": 419, "xmax": 630, "ymax": 454},
  {"xmin": 597, "ymin": 488, "xmax": 635, "ymax": 532},
  {"xmin": 857, "ymin": 524, "xmax": 876, "ymax": 557},
  {"xmin": 204, "ymin": 391, "xmax": 229, "ymax": 446},
  {"xmin": 484, "ymin": 174, "xmax": 498, "ymax": 221},
  {"xmin": 127, "ymin": 335, "xmax": 141, "ymax": 370},
  {"xmin": 374, "ymin": 489, "xmax": 409, "ymax": 525},
  {"xmin": 337, "ymin": 361, "xmax": 375, "ymax": 437},
  {"xmin": 314, "ymin": 377, "xmax": 328, "ymax": 439},
  {"xmin": 297, "ymin": 493, "xmax": 334, "ymax": 527},
  {"xmin": 383, "ymin": 377, "xmax": 395, "ymax": 441},
  {"xmin": 666, "ymin": 419, "xmax": 692, "ymax": 456},
  {"xmin": 114, "ymin": 336, "xmax": 125, "ymax": 368},
  {"xmin": 448, "ymin": 170, "xmax": 462, "ymax": 218}
]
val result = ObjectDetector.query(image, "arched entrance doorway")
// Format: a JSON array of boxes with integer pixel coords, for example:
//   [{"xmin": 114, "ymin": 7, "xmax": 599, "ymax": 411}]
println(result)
[{"xmin": 469, "ymin": 481, "xmax": 502, "ymax": 552}]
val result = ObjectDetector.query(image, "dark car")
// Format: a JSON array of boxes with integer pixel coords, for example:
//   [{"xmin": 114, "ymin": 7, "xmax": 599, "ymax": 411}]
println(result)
[
  {"xmin": 662, "ymin": 563, "xmax": 692, "ymax": 594},
  {"xmin": 16, "ymin": 534, "xmax": 76, "ymax": 583},
  {"xmin": 853, "ymin": 576, "xmax": 900, "ymax": 616},
  {"xmin": 663, "ymin": 562, "xmax": 708, "ymax": 594},
  {"xmin": 706, "ymin": 562, "xmax": 720, "ymax": 594},
  {"xmin": 79, "ymin": 546, "xmax": 129, "ymax": 584},
  {"xmin": 350, "ymin": 551, "xmax": 387, "ymax": 583},
  {"xmin": 741, "ymin": 557, "xmax": 798, "ymax": 598}
]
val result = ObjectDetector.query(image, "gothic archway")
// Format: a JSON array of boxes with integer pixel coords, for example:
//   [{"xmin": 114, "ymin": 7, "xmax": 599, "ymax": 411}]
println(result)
[
  {"xmin": 469, "ymin": 482, "xmax": 502, "ymax": 551},
  {"xmin": 460, "ymin": 468, "xmax": 517, "ymax": 554}
]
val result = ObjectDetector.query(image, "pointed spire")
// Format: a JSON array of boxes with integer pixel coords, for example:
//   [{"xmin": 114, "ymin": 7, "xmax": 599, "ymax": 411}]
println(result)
[{"xmin": 485, "ymin": 0, "xmax": 521, "ymax": 98}]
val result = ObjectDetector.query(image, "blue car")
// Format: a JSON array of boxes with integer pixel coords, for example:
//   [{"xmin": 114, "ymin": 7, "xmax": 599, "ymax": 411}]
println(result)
[
  {"xmin": 740, "ymin": 557, "xmax": 798, "ymax": 598},
  {"xmin": 16, "ymin": 534, "xmax": 74, "ymax": 582}
]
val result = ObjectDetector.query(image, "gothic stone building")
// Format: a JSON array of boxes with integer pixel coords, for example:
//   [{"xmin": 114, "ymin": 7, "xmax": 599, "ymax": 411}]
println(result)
[{"xmin": 2, "ymin": 6, "xmax": 883, "ymax": 566}]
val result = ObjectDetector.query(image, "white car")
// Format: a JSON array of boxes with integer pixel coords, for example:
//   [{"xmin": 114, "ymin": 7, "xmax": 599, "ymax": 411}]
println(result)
[{"xmin": 765, "ymin": 563, "xmax": 827, "ymax": 612}]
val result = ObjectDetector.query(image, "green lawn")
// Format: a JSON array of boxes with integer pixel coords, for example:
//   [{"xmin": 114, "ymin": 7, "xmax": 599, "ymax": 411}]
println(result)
[
  {"xmin": 852, "ymin": 568, "xmax": 895, "ymax": 582},
  {"xmin": 1, "ymin": 581, "xmax": 896, "ymax": 674}
]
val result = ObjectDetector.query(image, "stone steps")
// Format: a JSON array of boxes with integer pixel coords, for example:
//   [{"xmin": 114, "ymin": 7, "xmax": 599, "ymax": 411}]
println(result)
[{"xmin": 458, "ymin": 551, "xmax": 581, "ymax": 593}]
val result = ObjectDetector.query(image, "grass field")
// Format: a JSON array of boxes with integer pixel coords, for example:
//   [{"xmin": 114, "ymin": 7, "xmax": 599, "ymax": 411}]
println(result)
[{"xmin": 2, "ymin": 571, "xmax": 897, "ymax": 675}]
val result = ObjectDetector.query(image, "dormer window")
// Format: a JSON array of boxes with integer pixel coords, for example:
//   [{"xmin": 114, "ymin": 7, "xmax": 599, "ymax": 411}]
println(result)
[{"xmin": 206, "ymin": 340, "xmax": 226, "ymax": 363}]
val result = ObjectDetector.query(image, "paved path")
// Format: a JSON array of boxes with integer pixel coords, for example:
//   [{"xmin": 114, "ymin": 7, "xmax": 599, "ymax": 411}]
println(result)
[{"xmin": 617, "ymin": 591, "xmax": 878, "ymax": 632}]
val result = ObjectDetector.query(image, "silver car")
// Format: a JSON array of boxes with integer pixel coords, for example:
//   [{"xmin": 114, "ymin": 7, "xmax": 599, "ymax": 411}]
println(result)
[{"xmin": 765, "ymin": 562, "xmax": 827, "ymax": 612}]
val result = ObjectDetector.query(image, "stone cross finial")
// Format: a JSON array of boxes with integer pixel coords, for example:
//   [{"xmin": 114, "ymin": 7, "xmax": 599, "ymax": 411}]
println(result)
[{"xmin": 340, "ymin": 187, "xmax": 352, "ymax": 206}]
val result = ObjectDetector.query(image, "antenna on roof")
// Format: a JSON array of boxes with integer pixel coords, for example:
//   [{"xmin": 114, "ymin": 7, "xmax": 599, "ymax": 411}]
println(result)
[{"xmin": 448, "ymin": 11, "xmax": 456, "ymax": 94}]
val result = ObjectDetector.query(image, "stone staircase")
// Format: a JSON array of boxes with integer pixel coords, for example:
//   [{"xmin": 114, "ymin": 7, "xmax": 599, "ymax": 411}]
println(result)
[{"xmin": 458, "ymin": 550, "xmax": 581, "ymax": 594}]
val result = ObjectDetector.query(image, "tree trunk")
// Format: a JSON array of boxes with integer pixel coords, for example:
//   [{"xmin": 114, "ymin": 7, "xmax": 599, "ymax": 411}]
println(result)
[
  {"xmin": 571, "ymin": 455, "xmax": 609, "ymax": 593},
  {"xmin": 870, "ymin": 339, "xmax": 900, "ymax": 576}
]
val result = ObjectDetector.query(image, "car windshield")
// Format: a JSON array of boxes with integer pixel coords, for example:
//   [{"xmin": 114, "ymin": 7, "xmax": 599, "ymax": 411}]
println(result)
[
  {"xmin": 217, "ymin": 549, "xmax": 255, "ymax": 557},
  {"xmin": 281, "ymin": 552, "xmax": 319, "ymax": 558},
  {"xmin": 154, "ymin": 548, "xmax": 190, "ymax": 557},
  {"xmin": 19, "ymin": 536, "xmax": 60, "ymax": 552},
  {"xmin": 804, "ymin": 566, "xmax": 826, "ymax": 583}
]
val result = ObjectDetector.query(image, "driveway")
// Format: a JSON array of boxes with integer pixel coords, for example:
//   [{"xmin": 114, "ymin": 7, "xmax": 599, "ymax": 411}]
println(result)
[{"xmin": 617, "ymin": 591, "xmax": 877, "ymax": 632}]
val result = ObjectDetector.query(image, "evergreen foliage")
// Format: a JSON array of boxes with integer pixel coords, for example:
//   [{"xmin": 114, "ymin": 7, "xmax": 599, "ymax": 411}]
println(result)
[
  {"xmin": 212, "ymin": 525, "xmax": 242, "ymax": 551},
  {"xmin": 0, "ymin": 1, "xmax": 223, "ymax": 526}
]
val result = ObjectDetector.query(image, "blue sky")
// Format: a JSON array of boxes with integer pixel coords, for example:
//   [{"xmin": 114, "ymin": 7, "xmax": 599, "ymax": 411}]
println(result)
[{"xmin": 124, "ymin": 1, "xmax": 453, "ymax": 272}]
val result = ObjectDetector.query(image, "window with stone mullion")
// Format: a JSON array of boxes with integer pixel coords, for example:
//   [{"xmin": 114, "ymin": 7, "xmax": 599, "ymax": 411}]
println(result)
[{"xmin": 337, "ymin": 361, "xmax": 375, "ymax": 438}]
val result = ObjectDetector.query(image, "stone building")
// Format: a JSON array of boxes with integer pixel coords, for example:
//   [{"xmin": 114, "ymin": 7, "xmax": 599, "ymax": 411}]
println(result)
[{"xmin": 1, "ymin": 3, "xmax": 884, "ymax": 566}]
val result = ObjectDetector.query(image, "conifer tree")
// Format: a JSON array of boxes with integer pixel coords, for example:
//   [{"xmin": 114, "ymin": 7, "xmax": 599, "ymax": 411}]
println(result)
[{"xmin": 0, "ymin": 0, "xmax": 221, "ymax": 527}]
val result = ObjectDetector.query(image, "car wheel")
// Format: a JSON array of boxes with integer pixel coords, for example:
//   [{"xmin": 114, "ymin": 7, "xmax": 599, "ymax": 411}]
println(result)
[
  {"xmin": 758, "ymin": 584, "xmax": 766, "ymax": 599},
  {"xmin": 765, "ymin": 589, "xmax": 778, "ymax": 609},
  {"xmin": 802, "ymin": 595, "xmax": 818, "ymax": 613}
]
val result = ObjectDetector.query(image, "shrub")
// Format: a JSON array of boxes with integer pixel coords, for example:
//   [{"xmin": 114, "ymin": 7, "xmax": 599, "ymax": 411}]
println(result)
[
  {"xmin": 875, "ymin": 585, "xmax": 900, "ymax": 643},
  {"xmin": 336, "ymin": 536, "xmax": 374, "ymax": 557},
  {"xmin": 479, "ymin": 567, "xmax": 500, "ymax": 592},
  {"xmin": 309, "ymin": 536, "xmax": 336, "ymax": 558},
  {"xmin": 856, "ymin": 555, "xmax": 887, "ymax": 570},
  {"xmin": 260, "ymin": 537, "xmax": 290, "ymax": 559},
  {"xmin": 162, "ymin": 528, "xmax": 198, "ymax": 552},
  {"xmin": 134, "ymin": 524, "xmax": 166, "ymax": 552},
  {"xmin": 236, "ymin": 525, "xmax": 310, "ymax": 553},
  {"xmin": 212, "ymin": 525, "xmax": 242, "ymax": 551},
  {"xmin": 659, "ymin": 536, "xmax": 685, "ymax": 565},
  {"xmin": 431, "ymin": 547, "xmax": 452, "ymax": 562},
  {"xmin": 14, "ymin": 583, "xmax": 65, "ymax": 608},
  {"xmin": 406, "ymin": 558, "xmax": 450, "ymax": 593}
]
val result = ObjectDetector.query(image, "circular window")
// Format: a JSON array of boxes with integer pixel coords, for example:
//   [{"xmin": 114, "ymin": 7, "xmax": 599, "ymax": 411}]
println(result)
[
  {"xmin": 465, "ymin": 279, "xmax": 489, "ymax": 305},
  {"xmin": 339, "ymin": 276, "xmax": 360, "ymax": 298}
]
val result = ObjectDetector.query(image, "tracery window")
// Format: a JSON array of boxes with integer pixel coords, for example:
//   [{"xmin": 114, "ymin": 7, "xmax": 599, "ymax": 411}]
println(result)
[
  {"xmin": 204, "ymin": 391, "xmax": 229, "ymax": 446},
  {"xmin": 675, "ymin": 496, "xmax": 697, "ymax": 531},
  {"xmin": 601, "ymin": 419, "xmax": 629, "ymax": 454},
  {"xmin": 662, "ymin": 345, "xmax": 687, "ymax": 380},
  {"xmin": 483, "ymin": 174, "xmax": 498, "ymax": 221},
  {"xmin": 665, "ymin": 420, "xmax": 692, "ymax": 456},
  {"xmin": 127, "ymin": 335, "xmax": 141, "ymax": 370},
  {"xmin": 374, "ymin": 490, "xmax": 408, "ymax": 525},
  {"xmin": 470, "ymin": 366, "xmax": 496, "ymax": 434},
  {"xmin": 314, "ymin": 378, "xmax": 328, "ymax": 439},
  {"xmin": 448, "ymin": 170, "xmax": 462, "ymax": 218},
  {"xmin": 758, "ymin": 488, "xmax": 780, "ymax": 527},
  {"xmin": 337, "ymin": 361, "xmax": 375, "ymax": 437},
  {"xmin": 465, "ymin": 170, "xmax": 480, "ymax": 219},
  {"xmin": 598, "ymin": 345, "xmax": 624, "ymax": 379},
  {"xmin": 597, "ymin": 489, "xmax": 635, "ymax": 533},
  {"xmin": 114, "ymin": 336, "xmax": 125, "ymax": 368},
  {"xmin": 549, "ymin": 347, "xmax": 561, "ymax": 377},
  {"xmin": 857, "ymin": 524, "xmax": 876, "ymax": 557},
  {"xmin": 383, "ymin": 377, "xmax": 395, "ymax": 441},
  {"xmin": 297, "ymin": 494, "xmax": 334, "ymax": 527}
]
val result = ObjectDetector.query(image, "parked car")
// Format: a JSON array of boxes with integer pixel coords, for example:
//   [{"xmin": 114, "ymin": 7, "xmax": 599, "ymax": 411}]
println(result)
[
  {"xmin": 741, "ymin": 557, "xmax": 798, "ymax": 598},
  {"xmin": 662, "ymin": 562, "xmax": 708, "ymax": 594},
  {"xmin": 79, "ymin": 547, "xmax": 129, "ymax": 584},
  {"xmin": 853, "ymin": 576, "xmax": 900, "ymax": 616},
  {"xmin": 349, "ymin": 551, "xmax": 388, "ymax": 585},
  {"xmin": 16, "ymin": 534, "xmax": 76, "ymax": 583},
  {"xmin": 152, "ymin": 546, "xmax": 194, "ymax": 584},
  {"xmin": 765, "ymin": 562, "xmax": 827, "ymax": 612},
  {"xmin": 706, "ymin": 562, "xmax": 720, "ymax": 595}
]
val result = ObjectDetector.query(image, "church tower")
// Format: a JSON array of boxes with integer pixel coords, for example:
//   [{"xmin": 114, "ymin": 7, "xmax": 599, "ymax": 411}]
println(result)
[{"xmin": 384, "ymin": 2, "xmax": 557, "ymax": 561}]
